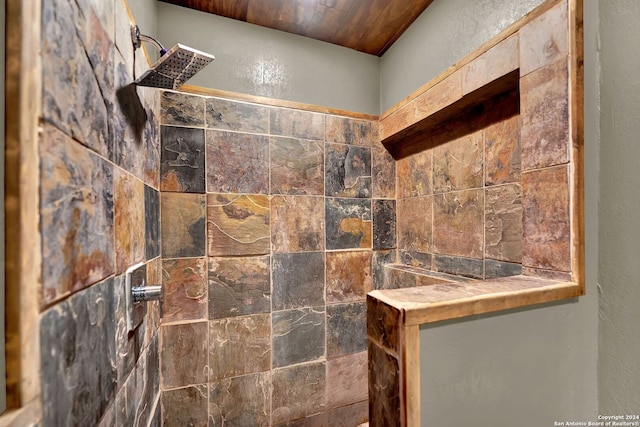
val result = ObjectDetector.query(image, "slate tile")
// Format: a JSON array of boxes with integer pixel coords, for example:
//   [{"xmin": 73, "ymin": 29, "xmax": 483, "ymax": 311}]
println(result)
[
  {"xmin": 326, "ymin": 251, "xmax": 372, "ymax": 304},
  {"xmin": 521, "ymin": 59, "xmax": 570, "ymax": 170},
  {"xmin": 162, "ymin": 258, "xmax": 208, "ymax": 323},
  {"xmin": 209, "ymin": 314, "xmax": 271, "ymax": 379},
  {"xmin": 522, "ymin": 166, "xmax": 571, "ymax": 271},
  {"xmin": 433, "ymin": 189, "xmax": 484, "ymax": 259},
  {"xmin": 397, "ymin": 196, "xmax": 432, "ymax": 254},
  {"xmin": 397, "ymin": 149, "xmax": 432, "ymax": 198},
  {"xmin": 325, "ymin": 198, "xmax": 372, "ymax": 250},
  {"xmin": 207, "ymin": 193, "xmax": 270, "ymax": 256},
  {"xmin": 272, "ymin": 362, "xmax": 326, "ymax": 425},
  {"xmin": 160, "ymin": 126, "xmax": 206, "ymax": 192},
  {"xmin": 485, "ymin": 260, "xmax": 523, "ymax": 279},
  {"xmin": 206, "ymin": 130, "xmax": 269, "ymax": 193},
  {"xmin": 144, "ymin": 184, "xmax": 161, "ymax": 260},
  {"xmin": 399, "ymin": 250, "xmax": 432, "ymax": 269},
  {"xmin": 327, "ymin": 302, "xmax": 367, "ymax": 357},
  {"xmin": 162, "ymin": 385, "xmax": 208, "ymax": 427},
  {"xmin": 327, "ymin": 352, "xmax": 368, "ymax": 409},
  {"xmin": 206, "ymin": 97, "xmax": 270, "ymax": 134},
  {"xmin": 326, "ymin": 116, "xmax": 374, "ymax": 146},
  {"xmin": 373, "ymin": 199, "xmax": 396, "ymax": 250},
  {"xmin": 272, "ymin": 252, "xmax": 325, "ymax": 311},
  {"xmin": 366, "ymin": 296, "xmax": 399, "ymax": 353},
  {"xmin": 433, "ymin": 255, "xmax": 484, "ymax": 279},
  {"xmin": 160, "ymin": 321, "xmax": 208, "ymax": 389},
  {"xmin": 372, "ymin": 250, "xmax": 396, "ymax": 291},
  {"xmin": 209, "ymin": 372, "xmax": 271, "ymax": 426},
  {"xmin": 462, "ymin": 34, "xmax": 518, "ymax": 95},
  {"xmin": 271, "ymin": 108, "xmax": 324, "ymax": 141},
  {"xmin": 40, "ymin": 278, "xmax": 117, "ymax": 426},
  {"xmin": 372, "ymin": 146, "xmax": 396, "ymax": 199},
  {"xmin": 519, "ymin": 0, "xmax": 569, "ymax": 75},
  {"xmin": 484, "ymin": 115, "xmax": 521, "ymax": 186},
  {"xmin": 271, "ymin": 136, "xmax": 324, "ymax": 195},
  {"xmin": 42, "ymin": 0, "xmax": 109, "ymax": 157},
  {"xmin": 114, "ymin": 169, "xmax": 145, "ymax": 274},
  {"xmin": 208, "ymin": 256, "xmax": 271, "ymax": 319},
  {"xmin": 327, "ymin": 401, "xmax": 369, "ymax": 427},
  {"xmin": 161, "ymin": 91, "xmax": 205, "ymax": 127},
  {"xmin": 160, "ymin": 193, "xmax": 206, "ymax": 258},
  {"xmin": 143, "ymin": 90, "xmax": 161, "ymax": 188},
  {"xmin": 272, "ymin": 307, "xmax": 325, "ymax": 368},
  {"xmin": 40, "ymin": 125, "xmax": 114, "ymax": 304},
  {"xmin": 485, "ymin": 184, "xmax": 523, "ymax": 263},
  {"xmin": 368, "ymin": 341, "xmax": 400, "ymax": 427},
  {"xmin": 325, "ymin": 143, "xmax": 371, "ymax": 198},
  {"xmin": 271, "ymin": 196, "xmax": 325, "ymax": 252},
  {"xmin": 433, "ymin": 130, "xmax": 483, "ymax": 193}
]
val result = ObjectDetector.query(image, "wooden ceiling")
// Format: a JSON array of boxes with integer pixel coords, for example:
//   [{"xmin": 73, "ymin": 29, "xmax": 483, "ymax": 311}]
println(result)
[{"xmin": 159, "ymin": 0, "xmax": 435, "ymax": 56}]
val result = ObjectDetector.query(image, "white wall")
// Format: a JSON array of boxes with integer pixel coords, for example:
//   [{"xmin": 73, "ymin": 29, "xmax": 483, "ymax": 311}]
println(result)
[
  {"xmin": 157, "ymin": 3, "xmax": 380, "ymax": 115},
  {"xmin": 377, "ymin": 0, "xmax": 600, "ymax": 424},
  {"xmin": 598, "ymin": 0, "xmax": 640, "ymax": 414}
]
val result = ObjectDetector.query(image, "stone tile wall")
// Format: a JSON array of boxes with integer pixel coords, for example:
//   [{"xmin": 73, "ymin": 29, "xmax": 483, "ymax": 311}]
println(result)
[
  {"xmin": 158, "ymin": 90, "xmax": 394, "ymax": 426},
  {"xmin": 38, "ymin": 0, "xmax": 161, "ymax": 425}
]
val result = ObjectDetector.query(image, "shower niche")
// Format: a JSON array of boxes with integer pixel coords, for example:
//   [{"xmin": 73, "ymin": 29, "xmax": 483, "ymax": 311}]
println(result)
[{"xmin": 367, "ymin": 0, "xmax": 584, "ymax": 425}]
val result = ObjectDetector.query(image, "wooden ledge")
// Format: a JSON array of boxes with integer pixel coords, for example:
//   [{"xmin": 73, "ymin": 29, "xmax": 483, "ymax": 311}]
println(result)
[{"xmin": 369, "ymin": 275, "xmax": 581, "ymax": 326}]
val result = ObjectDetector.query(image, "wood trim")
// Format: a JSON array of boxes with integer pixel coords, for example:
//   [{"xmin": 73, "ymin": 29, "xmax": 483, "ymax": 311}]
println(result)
[
  {"xmin": 179, "ymin": 84, "xmax": 379, "ymax": 121},
  {"xmin": 4, "ymin": 0, "xmax": 42, "ymax": 413},
  {"xmin": 379, "ymin": 0, "xmax": 563, "ymax": 121},
  {"xmin": 402, "ymin": 325, "xmax": 421, "ymax": 427},
  {"xmin": 569, "ymin": 0, "xmax": 585, "ymax": 295}
]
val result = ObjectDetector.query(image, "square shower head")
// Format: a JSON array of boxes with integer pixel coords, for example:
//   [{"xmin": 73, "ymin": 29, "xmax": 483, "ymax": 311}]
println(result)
[{"xmin": 134, "ymin": 43, "xmax": 215, "ymax": 90}]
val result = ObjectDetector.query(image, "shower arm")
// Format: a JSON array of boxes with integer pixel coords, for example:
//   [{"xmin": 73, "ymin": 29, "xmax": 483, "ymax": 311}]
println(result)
[{"xmin": 131, "ymin": 25, "xmax": 168, "ymax": 56}]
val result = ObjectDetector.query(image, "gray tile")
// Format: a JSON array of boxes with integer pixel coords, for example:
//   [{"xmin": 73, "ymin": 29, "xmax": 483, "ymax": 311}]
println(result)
[
  {"xmin": 273, "ymin": 308, "xmax": 325, "ymax": 368},
  {"xmin": 272, "ymin": 252, "xmax": 325, "ymax": 311}
]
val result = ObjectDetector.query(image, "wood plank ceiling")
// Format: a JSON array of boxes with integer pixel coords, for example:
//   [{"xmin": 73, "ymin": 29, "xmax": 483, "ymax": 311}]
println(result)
[{"xmin": 158, "ymin": 0, "xmax": 435, "ymax": 56}]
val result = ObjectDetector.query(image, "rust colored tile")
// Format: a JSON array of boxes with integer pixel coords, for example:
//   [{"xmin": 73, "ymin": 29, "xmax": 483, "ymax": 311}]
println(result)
[
  {"xmin": 40, "ymin": 125, "xmax": 114, "ymax": 304},
  {"xmin": 162, "ymin": 385, "xmax": 208, "ymax": 427},
  {"xmin": 271, "ymin": 108, "xmax": 325, "ymax": 141},
  {"xmin": 327, "ymin": 401, "xmax": 369, "ymax": 427},
  {"xmin": 366, "ymin": 296, "xmax": 399, "ymax": 353},
  {"xmin": 162, "ymin": 258, "xmax": 208, "ymax": 323},
  {"xmin": 206, "ymin": 97, "xmax": 270, "ymax": 134},
  {"xmin": 522, "ymin": 267, "xmax": 572, "ymax": 282},
  {"xmin": 485, "ymin": 184, "xmax": 523, "ymax": 263},
  {"xmin": 272, "ymin": 362, "xmax": 326, "ymax": 425},
  {"xmin": 433, "ymin": 189, "xmax": 484, "ymax": 259},
  {"xmin": 326, "ymin": 251, "xmax": 372, "ymax": 304},
  {"xmin": 161, "ymin": 91, "xmax": 205, "ymax": 127},
  {"xmin": 372, "ymin": 146, "xmax": 396, "ymax": 199},
  {"xmin": 433, "ymin": 130, "xmax": 483, "ymax": 193},
  {"xmin": 161, "ymin": 193, "xmax": 206, "ymax": 258},
  {"xmin": 380, "ymin": 105, "xmax": 414, "ymax": 141},
  {"xmin": 326, "ymin": 116, "xmax": 374, "ymax": 146},
  {"xmin": 208, "ymin": 256, "xmax": 271, "ymax": 319},
  {"xmin": 271, "ymin": 136, "xmax": 324, "ymax": 195},
  {"xmin": 160, "ymin": 321, "xmax": 208, "ymax": 389},
  {"xmin": 520, "ymin": 60, "xmax": 570, "ymax": 170},
  {"xmin": 397, "ymin": 148, "xmax": 432, "ymax": 198},
  {"xmin": 397, "ymin": 196, "xmax": 432, "ymax": 253},
  {"xmin": 519, "ymin": 0, "xmax": 569, "ymax": 76},
  {"xmin": 114, "ymin": 169, "xmax": 145, "ymax": 274},
  {"xmin": 209, "ymin": 314, "xmax": 271, "ymax": 380},
  {"xmin": 522, "ymin": 166, "xmax": 571, "ymax": 272},
  {"xmin": 327, "ymin": 352, "xmax": 368, "ymax": 409},
  {"xmin": 207, "ymin": 194, "xmax": 270, "ymax": 256},
  {"xmin": 414, "ymin": 70, "xmax": 463, "ymax": 120},
  {"xmin": 485, "ymin": 115, "xmax": 521, "ymax": 186},
  {"xmin": 462, "ymin": 34, "xmax": 519, "ymax": 95},
  {"xmin": 206, "ymin": 130, "xmax": 269, "ymax": 194},
  {"xmin": 209, "ymin": 372, "xmax": 271, "ymax": 427},
  {"xmin": 368, "ymin": 340, "xmax": 400, "ymax": 427},
  {"xmin": 271, "ymin": 196, "xmax": 325, "ymax": 252}
]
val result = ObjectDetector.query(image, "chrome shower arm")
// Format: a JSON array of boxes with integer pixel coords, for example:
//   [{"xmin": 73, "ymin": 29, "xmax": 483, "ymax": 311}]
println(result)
[{"xmin": 131, "ymin": 25, "xmax": 168, "ymax": 56}]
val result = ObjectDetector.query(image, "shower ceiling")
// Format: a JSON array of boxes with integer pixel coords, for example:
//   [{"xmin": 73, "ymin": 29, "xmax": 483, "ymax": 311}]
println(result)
[{"xmin": 158, "ymin": 0, "xmax": 435, "ymax": 56}]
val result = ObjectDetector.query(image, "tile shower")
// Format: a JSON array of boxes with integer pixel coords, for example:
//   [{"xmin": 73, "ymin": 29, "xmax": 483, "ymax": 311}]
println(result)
[{"xmin": 158, "ymin": 91, "xmax": 395, "ymax": 426}]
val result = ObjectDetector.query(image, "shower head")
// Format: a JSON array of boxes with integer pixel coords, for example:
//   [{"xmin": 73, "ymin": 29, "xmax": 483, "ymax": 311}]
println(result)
[{"xmin": 131, "ymin": 26, "xmax": 215, "ymax": 90}]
